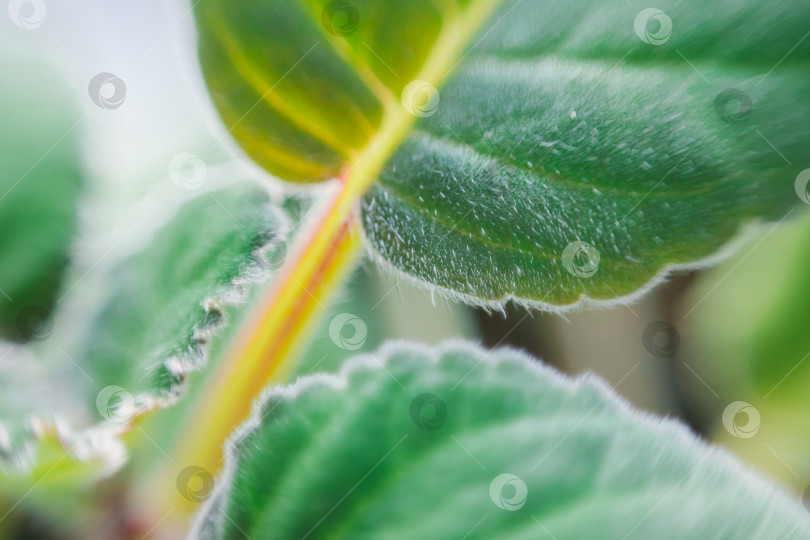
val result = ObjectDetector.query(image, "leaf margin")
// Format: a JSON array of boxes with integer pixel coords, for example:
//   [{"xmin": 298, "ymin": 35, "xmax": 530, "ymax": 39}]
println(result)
[{"xmin": 189, "ymin": 339, "xmax": 810, "ymax": 539}]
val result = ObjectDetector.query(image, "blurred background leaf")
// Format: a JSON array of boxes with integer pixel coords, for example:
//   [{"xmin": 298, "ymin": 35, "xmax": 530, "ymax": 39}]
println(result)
[
  {"xmin": 682, "ymin": 211, "xmax": 810, "ymax": 492},
  {"xmin": 0, "ymin": 52, "xmax": 84, "ymax": 343}
]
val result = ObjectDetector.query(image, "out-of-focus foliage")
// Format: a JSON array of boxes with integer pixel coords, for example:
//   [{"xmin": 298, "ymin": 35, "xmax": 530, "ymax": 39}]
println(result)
[
  {"xmin": 0, "ymin": 54, "xmax": 84, "ymax": 343},
  {"xmin": 685, "ymin": 212, "xmax": 810, "ymax": 488}
]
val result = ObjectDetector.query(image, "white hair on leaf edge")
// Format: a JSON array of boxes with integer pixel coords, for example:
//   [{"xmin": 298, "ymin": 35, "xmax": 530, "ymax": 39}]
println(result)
[
  {"xmin": 135, "ymin": 190, "xmax": 292, "ymax": 409},
  {"xmin": 359, "ymin": 216, "xmax": 778, "ymax": 314},
  {"xmin": 0, "ymin": 414, "xmax": 128, "ymax": 478},
  {"xmin": 188, "ymin": 339, "xmax": 808, "ymax": 539}
]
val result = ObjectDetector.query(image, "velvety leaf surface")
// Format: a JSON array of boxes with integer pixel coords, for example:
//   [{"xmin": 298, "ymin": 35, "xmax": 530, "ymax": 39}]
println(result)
[
  {"xmin": 77, "ymin": 182, "xmax": 288, "ymax": 411},
  {"xmin": 191, "ymin": 343, "xmax": 810, "ymax": 539},
  {"xmin": 194, "ymin": 0, "xmax": 810, "ymax": 306},
  {"xmin": 0, "ymin": 54, "xmax": 84, "ymax": 342},
  {"xmin": 362, "ymin": 0, "xmax": 810, "ymax": 306}
]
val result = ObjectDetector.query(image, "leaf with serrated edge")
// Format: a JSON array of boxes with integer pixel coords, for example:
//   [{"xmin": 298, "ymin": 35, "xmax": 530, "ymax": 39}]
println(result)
[
  {"xmin": 190, "ymin": 342, "xmax": 810, "ymax": 539},
  {"xmin": 195, "ymin": 0, "xmax": 810, "ymax": 308},
  {"xmin": 0, "ymin": 181, "xmax": 285, "ymax": 491},
  {"xmin": 74, "ymin": 181, "xmax": 289, "ymax": 418},
  {"xmin": 360, "ymin": 0, "xmax": 810, "ymax": 308}
]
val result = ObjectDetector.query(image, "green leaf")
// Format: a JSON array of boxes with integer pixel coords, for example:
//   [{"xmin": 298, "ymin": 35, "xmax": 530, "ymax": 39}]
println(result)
[
  {"xmin": 192, "ymin": 0, "xmax": 490, "ymax": 182},
  {"xmin": 0, "ymin": 53, "xmax": 84, "ymax": 342},
  {"xmin": 74, "ymin": 181, "xmax": 288, "ymax": 412},
  {"xmin": 195, "ymin": 0, "xmax": 810, "ymax": 306},
  {"xmin": 0, "ymin": 178, "xmax": 286, "ymax": 496},
  {"xmin": 361, "ymin": 0, "xmax": 810, "ymax": 306},
  {"xmin": 190, "ymin": 343, "xmax": 810, "ymax": 539}
]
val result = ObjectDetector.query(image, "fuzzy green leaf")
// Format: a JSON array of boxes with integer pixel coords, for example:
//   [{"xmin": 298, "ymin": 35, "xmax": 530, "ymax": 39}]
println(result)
[
  {"xmin": 75, "ymin": 182, "xmax": 288, "ymax": 413},
  {"xmin": 194, "ymin": 0, "xmax": 810, "ymax": 306},
  {"xmin": 191, "ymin": 343, "xmax": 810, "ymax": 539},
  {"xmin": 361, "ymin": 0, "xmax": 810, "ymax": 306}
]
